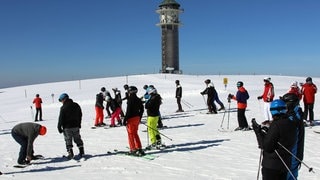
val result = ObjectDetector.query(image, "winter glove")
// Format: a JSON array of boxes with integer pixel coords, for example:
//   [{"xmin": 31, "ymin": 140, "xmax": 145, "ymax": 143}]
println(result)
[
  {"xmin": 200, "ymin": 92, "xmax": 204, "ymax": 95},
  {"xmin": 228, "ymin": 94, "xmax": 233, "ymax": 99},
  {"xmin": 58, "ymin": 127, "xmax": 63, "ymax": 134},
  {"xmin": 257, "ymin": 96, "xmax": 262, "ymax": 100},
  {"xmin": 251, "ymin": 118, "xmax": 264, "ymax": 149}
]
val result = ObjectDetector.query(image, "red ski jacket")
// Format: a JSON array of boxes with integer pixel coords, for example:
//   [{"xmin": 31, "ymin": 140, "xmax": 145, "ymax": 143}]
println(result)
[{"xmin": 301, "ymin": 83, "xmax": 317, "ymax": 104}]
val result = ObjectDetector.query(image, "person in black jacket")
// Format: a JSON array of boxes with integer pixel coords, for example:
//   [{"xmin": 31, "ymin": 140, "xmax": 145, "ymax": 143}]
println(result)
[
  {"xmin": 94, "ymin": 92, "xmax": 105, "ymax": 127},
  {"xmin": 175, "ymin": 80, "xmax": 184, "ymax": 112},
  {"xmin": 123, "ymin": 86, "xmax": 145, "ymax": 156},
  {"xmin": 106, "ymin": 96, "xmax": 122, "ymax": 127},
  {"xmin": 145, "ymin": 87, "xmax": 162, "ymax": 149},
  {"xmin": 252, "ymin": 99, "xmax": 296, "ymax": 180},
  {"xmin": 281, "ymin": 93, "xmax": 305, "ymax": 180},
  {"xmin": 57, "ymin": 93, "xmax": 84, "ymax": 159},
  {"xmin": 11, "ymin": 122, "xmax": 47, "ymax": 165},
  {"xmin": 201, "ymin": 79, "xmax": 217, "ymax": 114}
]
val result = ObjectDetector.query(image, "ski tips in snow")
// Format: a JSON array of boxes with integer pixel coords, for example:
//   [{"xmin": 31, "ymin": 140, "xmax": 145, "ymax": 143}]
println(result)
[{"xmin": 13, "ymin": 164, "xmax": 31, "ymax": 168}]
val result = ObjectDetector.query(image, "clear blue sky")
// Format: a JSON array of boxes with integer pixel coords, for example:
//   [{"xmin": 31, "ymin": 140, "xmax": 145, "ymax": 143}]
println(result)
[{"xmin": 1, "ymin": 0, "xmax": 320, "ymax": 88}]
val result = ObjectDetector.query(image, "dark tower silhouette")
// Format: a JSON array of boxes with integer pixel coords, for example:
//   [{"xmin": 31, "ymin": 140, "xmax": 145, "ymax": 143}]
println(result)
[{"xmin": 156, "ymin": 0, "xmax": 183, "ymax": 73}]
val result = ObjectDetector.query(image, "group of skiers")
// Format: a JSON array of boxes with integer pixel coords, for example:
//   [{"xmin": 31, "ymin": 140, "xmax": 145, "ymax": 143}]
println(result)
[
  {"xmin": 93, "ymin": 84, "xmax": 164, "ymax": 156},
  {"xmin": 6, "ymin": 76, "xmax": 317, "ymax": 179},
  {"xmin": 199, "ymin": 76, "xmax": 316, "ymax": 179},
  {"xmin": 251, "ymin": 76, "xmax": 316, "ymax": 180}
]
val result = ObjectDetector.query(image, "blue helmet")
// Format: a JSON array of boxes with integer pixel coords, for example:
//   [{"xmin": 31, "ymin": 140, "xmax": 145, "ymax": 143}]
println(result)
[
  {"xmin": 270, "ymin": 99, "xmax": 287, "ymax": 116},
  {"xmin": 59, "ymin": 93, "xmax": 69, "ymax": 102}
]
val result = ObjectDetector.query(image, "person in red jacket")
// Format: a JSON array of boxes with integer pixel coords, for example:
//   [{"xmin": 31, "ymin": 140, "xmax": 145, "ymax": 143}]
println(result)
[
  {"xmin": 228, "ymin": 81, "xmax": 250, "ymax": 131},
  {"xmin": 32, "ymin": 94, "xmax": 43, "ymax": 121},
  {"xmin": 301, "ymin": 77, "xmax": 317, "ymax": 126},
  {"xmin": 287, "ymin": 81, "xmax": 302, "ymax": 100},
  {"xmin": 257, "ymin": 77, "xmax": 275, "ymax": 121}
]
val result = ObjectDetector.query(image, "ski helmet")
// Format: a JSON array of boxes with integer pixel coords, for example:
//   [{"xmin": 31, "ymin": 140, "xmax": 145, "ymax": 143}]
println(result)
[
  {"xmin": 282, "ymin": 93, "xmax": 300, "ymax": 110},
  {"xmin": 143, "ymin": 85, "xmax": 148, "ymax": 90},
  {"xmin": 175, "ymin": 80, "xmax": 180, "ymax": 84},
  {"xmin": 236, "ymin": 81, "xmax": 243, "ymax": 87},
  {"xmin": 306, "ymin": 77, "xmax": 312, "ymax": 82},
  {"xmin": 59, "ymin": 93, "xmax": 69, "ymax": 102},
  {"xmin": 101, "ymin": 87, "xmax": 106, "ymax": 92},
  {"xmin": 123, "ymin": 84, "xmax": 129, "ymax": 90},
  {"xmin": 291, "ymin": 81, "xmax": 298, "ymax": 87},
  {"xmin": 270, "ymin": 99, "xmax": 287, "ymax": 116},
  {"xmin": 204, "ymin": 79, "xmax": 211, "ymax": 84},
  {"xmin": 263, "ymin": 77, "xmax": 271, "ymax": 82},
  {"xmin": 128, "ymin": 86, "xmax": 138, "ymax": 94}
]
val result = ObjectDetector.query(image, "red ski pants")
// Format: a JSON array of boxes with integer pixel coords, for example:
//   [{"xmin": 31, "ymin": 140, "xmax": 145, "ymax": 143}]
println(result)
[
  {"xmin": 126, "ymin": 116, "xmax": 142, "ymax": 151},
  {"xmin": 94, "ymin": 106, "xmax": 104, "ymax": 125}
]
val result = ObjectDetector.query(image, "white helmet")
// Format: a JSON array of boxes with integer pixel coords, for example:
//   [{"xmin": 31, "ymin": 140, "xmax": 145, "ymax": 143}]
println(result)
[{"xmin": 263, "ymin": 77, "xmax": 271, "ymax": 82}]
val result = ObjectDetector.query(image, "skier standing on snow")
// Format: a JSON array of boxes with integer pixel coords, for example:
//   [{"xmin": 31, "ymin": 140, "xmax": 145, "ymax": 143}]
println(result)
[
  {"xmin": 228, "ymin": 81, "xmax": 250, "ymax": 131},
  {"xmin": 257, "ymin": 77, "xmax": 275, "ymax": 121},
  {"xmin": 57, "ymin": 93, "xmax": 85, "ymax": 159},
  {"xmin": 11, "ymin": 122, "xmax": 47, "ymax": 165},
  {"xmin": 123, "ymin": 86, "xmax": 145, "ymax": 156},
  {"xmin": 143, "ymin": 85, "xmax": 164, "ymax": 128},
  {"xmin": 112, "ymin": 88, "xmax": 125, "ymax": 118},
  {"xmin": 106, "ymin": 96, "xmax": 122, "ymax": 127},
  {"xmin": 212, "ymin": 83, "xmax": 225, "ymax": 111},
  {"xmin": 281, "ymin": 93, "xmax": 305, "ymax": 180},
  {"xmin": 100, "ymin": 87, "xmax": 112, "ymax": 118},
  {"xmin": 252, "ymin": 99, "xmax": 296, "ymax": 180},
  {"xmin": 200, "ymin": 79, "xmax": 217, "ymax": 114},
  {"xmin": 145, "ymin": 86, "xmax": 162, "ymax": 149},
  {"xmin": 32, "ymin": 94, "xmax": 43, "ymax": 121},
  {"xmin": 301, "ymin": 77, "xmax": 317, "ymax": 126},
  {"xmin": 142, "ymin": 84, "xmax": 150, "ymax": 102},
  {"xmin": 175, "ymin": 80, "xmax": 184, "ymax": 112},
  {"xmin": 94, "ymin": 92, "xmax": 105, "ymax": 127}
]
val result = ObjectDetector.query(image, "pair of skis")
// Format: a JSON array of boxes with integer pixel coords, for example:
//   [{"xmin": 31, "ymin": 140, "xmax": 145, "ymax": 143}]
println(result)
[
  {"xmin": 13, "ymin": 155, "xmax": 44, "ymax": 168},
  {"xmin": 108, "ymin": 149, "xmax": 156, "ymax": 160}
]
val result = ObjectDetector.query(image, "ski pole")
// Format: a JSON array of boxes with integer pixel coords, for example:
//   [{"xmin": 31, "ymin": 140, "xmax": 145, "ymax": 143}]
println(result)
[
  {"xmin": 30, "ymin": 106, "xmax": 34, "ymax": 121},
  {"xmin": 141, "ymin": 122, "xmax": 172, "ymax": 141},
  {"xmin": 227, "ymin": 99, "xmax": 231, "ymax": 129},
  {"xmin": 275, "ymin": 150, "xmax": 297, "ymax": 180},
  {"xmin": 181, "ymin": 100, "xmax": 191, "ymax": 109},
  {"xmin": 202, "ymin": 95, "xmax": 207, "ymax": 106},
  {"xmin": 220, "ymin": 110, "xmax": 226, "ymax": 128},
  {"xmin": 147, "ymin": 126, "xmax": 149, "ymax": 146},
  {"xmin": 277, "ymin": 142, "xmax": 314, "ymax": 173},
  {"xmin": 182, "ymin": 99, "xmax": 193, "ymax": 107}
]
